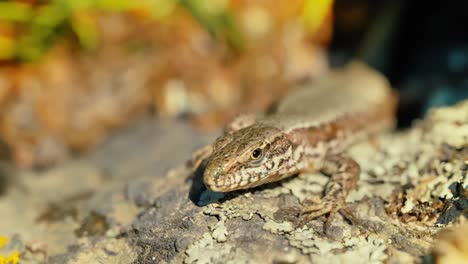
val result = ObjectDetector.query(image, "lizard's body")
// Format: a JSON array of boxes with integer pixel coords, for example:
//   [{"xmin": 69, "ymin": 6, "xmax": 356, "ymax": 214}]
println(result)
[{"xmin": 193, "ymin": 62, "xmax": 398, "ymax": 222}]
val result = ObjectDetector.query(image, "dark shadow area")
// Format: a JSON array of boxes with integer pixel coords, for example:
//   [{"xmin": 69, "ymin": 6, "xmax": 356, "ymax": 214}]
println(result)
[
  {"xmin": 436, "ymin": 182, "xmax": 467, "ymax": 225},
  {"xmin": 330, "ymin": 0, "xmax": 468, "ymax": 128},
  {"xmin": 188, "ymin": 160, "xmax": 226, "ymax": 206}
]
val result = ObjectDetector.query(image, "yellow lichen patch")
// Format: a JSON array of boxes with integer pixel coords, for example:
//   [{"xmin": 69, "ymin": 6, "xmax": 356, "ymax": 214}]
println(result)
[
  {"xmin": 0, "ymin": 237, "xmax": 6, "ymax": 248},
  {"xmin": 0, "ymin": 252, "xmax": 20, "ymax": 264},
  {"xmin": 0, "ymin": 236, "xmax": 20, "ymax": 264}
]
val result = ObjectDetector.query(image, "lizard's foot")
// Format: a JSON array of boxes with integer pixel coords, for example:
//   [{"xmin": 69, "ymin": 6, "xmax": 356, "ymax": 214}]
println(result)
[
  {"xmin": 298, "ymin": 154, "xmax": 360, "ymax": 227},
  {"xmin": 301, "ymin": 198, "xmax": 344, "ymax": 228}
]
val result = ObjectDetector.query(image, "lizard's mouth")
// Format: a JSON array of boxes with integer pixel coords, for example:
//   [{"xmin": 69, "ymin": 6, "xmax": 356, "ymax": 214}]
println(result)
[
  {"xmin": 203, "ymin": 162, "xmax": 255, "ymax": 192},
  {"xmin": 204, "ymin": 173, "xmax": 256, "ymax": 192},
  {"xmin": 203, "ymin": 174, "xmax": 237, "ymax": 192},
  {"xmin": 203, "ymin": 171, "xmax": 243, "ymax": 192},
  {"xmin": 205, "ymin": 182, "xmax": 249, "ymax": 192},
  {"xmin": 204, "ymin": 183, "xmax": 228, "ymax": 192},
  {"xmin": 203, "ymin": 178, "xmax": 234, "ymax": 192}
]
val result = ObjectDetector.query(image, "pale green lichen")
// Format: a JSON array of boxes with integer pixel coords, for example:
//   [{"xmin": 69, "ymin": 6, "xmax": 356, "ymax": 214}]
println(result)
[
  {"xmin": 312, "ymin": 234, "xmax": 388, "ymax": 264},
  {"xmin": 203, "ymin": 196, "xmax": 256, "ymax": 221},
  {"xmin": 184, "ymin": 232, "xmax": 251, "ymax": 264},
  {"xmin": 401, "ymin": 197, "xmax": 416, "ymax": 214},
  {"xmin": 419, "ymin": 161, "xmax": 466, "ymax": 202},
  {"xmin": 210, "ymin": 218, "xmax": 228, "ymax": 243},
  {"xmin": 347, "ymin": 101, "xmax": 468, "ymax": 209},
  {"xmin": 202, "ymin": 194, "xmax": 266, "ymax": 243},
  {"xmin": 185, "ymin": 233, "xmax": 222, "ymax": 264},
  {"xmin": 423, "ymin": 100, "xmax": 468, "ymax": 148},
  {"xmin": 287, "ymin": 226, "xmax": 343, "ymax": 255},
  {"xmin": 286, "ymin": 225, "xmax": 389, "ymax": 263},
  {"xmin": 262, "ymin": 219, "xmax": 294, "ymax": 234}
]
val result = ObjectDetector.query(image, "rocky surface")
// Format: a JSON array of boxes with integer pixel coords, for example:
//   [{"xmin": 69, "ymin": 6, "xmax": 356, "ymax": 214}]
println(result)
[{"xmin": 0, "ymin": 101, "xmax": 467, "ymax": 263}]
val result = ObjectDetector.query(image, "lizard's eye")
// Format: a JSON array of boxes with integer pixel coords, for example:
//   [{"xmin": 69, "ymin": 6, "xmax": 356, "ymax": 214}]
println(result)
[{"xmin": 251, "ymin": 148, "xmax": 263, "ymax": 159}]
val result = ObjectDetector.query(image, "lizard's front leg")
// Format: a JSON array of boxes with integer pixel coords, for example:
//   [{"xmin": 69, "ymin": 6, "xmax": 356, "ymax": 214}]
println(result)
[{"xmin": 302, "ymin": 154, "xmax": 360, "ymax": 226}]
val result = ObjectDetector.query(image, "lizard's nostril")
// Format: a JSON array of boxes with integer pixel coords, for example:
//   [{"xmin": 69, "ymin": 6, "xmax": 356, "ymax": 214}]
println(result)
[
  {"xmin": 203, "ymin": 165, "xmax": 227, "ymax": 192},
  {"xmin": 204, "ymin": 164, "xmax": 223, "ymax": 185},
  {"xmin": 214, "ymin": 167, "xmax": 223, "ymax": 180}
]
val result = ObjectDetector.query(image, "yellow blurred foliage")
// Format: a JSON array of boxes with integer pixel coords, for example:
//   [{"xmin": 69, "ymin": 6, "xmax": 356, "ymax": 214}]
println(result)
[
  {"xmin": 0, "ymin": 36, "xmax": 15, "ymax": 60},
  {"xmin": 302, "ymin": 0, "xmax": 333, "ymax": 33}
]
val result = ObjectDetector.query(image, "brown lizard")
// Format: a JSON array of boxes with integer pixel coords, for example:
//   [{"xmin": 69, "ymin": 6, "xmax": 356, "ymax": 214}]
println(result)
[{"xmin": 191, "ymin": 61, "xmax": 398, "ymax": 224}]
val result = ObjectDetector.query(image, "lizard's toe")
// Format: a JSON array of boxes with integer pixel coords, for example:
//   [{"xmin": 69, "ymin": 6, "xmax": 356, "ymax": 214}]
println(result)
[
  {"xmin": 300, "ymin": 199, "xmax": 343, "ymax": 225},
  {"xmin": 302, "ymin": 203, "xmax": 332, "ymax": 217},
  {"xmin": 302, "ymin": 195, "xmax": 322, "ymax": 205}
]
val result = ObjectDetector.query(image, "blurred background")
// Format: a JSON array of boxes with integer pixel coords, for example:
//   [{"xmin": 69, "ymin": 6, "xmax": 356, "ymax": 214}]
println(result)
[{"xmin": 0, "ymin": 0, "xmax": 467, "ymax": 169}]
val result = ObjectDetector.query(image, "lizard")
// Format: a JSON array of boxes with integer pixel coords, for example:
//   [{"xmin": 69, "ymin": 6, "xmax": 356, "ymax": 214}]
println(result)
[{"xmin": 191, "ymin": 61, "xmax": 398, "ymax": 225}]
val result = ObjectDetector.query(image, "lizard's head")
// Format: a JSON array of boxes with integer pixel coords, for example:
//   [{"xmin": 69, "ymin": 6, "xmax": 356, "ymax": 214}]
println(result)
[{"xmin": 203, "ymin": 125, "xmax": 292, "ymax": 192}]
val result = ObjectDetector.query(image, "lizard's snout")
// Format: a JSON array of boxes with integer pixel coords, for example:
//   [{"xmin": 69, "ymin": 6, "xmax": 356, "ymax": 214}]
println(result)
[{"xmin": 203, "ymin": 163, "xmax": 226, "ymax": 192}]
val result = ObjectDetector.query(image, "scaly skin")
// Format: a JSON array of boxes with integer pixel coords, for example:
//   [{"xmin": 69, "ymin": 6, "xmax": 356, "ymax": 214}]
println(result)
[{"xmin": 193, "ymin": 61, "xmax": 398, "ymax": 223}]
